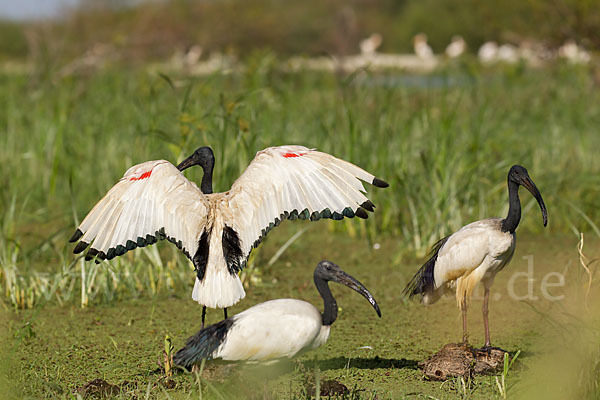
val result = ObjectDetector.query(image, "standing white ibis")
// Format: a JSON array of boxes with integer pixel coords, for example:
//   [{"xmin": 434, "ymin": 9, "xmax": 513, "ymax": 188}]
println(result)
[
  {"xmin": 173, "ymin": 260, "xmax": 381, "ymax": 366},
  {"xmin": 359, "ymin": 33, "xmax": 383, "ymax": 56},
  {"xmin": 445, "ymin": 36, "xmax": 466, "ymax": 59},
  {"xmin": 413, "ymin": 33, "xmax": 434, "ymax": 60},
  {"xmin": 69, "ymin": 145, "xmax": 388, "ymax": 326},
  {"xmin": 403, "ymin": 165, "xmax": 547, "ymax": 348},
  {"xmin": 478, "ymin": 41, "xmax": 498, "ymax": 64}
]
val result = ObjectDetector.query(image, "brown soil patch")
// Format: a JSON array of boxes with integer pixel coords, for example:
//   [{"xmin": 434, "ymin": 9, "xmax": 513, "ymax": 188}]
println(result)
[{"xmin": 419, "ymin": 343, "xmax": 508, "ymax": 380}]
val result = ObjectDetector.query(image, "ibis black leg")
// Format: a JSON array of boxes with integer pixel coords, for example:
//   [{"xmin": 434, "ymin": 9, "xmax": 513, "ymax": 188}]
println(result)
[
  {"xmin": 224, "ymin": 308, "xmax": 228, "ymax": 319},
  {"xmin": 201, "ymin": 306, "xmax": 206, "ymax": 329},
  {"xmin": 483, "ymin": 288, "xmax": 491, "ymax": 347}
]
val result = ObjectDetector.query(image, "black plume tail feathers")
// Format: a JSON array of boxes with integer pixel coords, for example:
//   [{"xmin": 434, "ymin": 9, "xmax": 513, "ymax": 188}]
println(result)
[
  {"xmin": 174, "ymin": 318, "xmax": 234, "ymax": 368},
  {"xmin": 402, "ymin": 235, "xmax": 450, "ymax": 304}
]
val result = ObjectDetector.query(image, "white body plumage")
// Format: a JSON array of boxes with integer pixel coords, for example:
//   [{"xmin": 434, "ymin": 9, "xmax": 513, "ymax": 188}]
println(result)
[
  {"xmin": 423, "ymin": 218, "xmax": 515, "ymax": 306},
  {"xmin": 212, "ymin": 299, "xmax": 331, "ymax": 361}
]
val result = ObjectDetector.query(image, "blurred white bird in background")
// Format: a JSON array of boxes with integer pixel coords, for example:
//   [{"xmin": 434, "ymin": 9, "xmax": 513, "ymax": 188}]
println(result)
[
  {"xmin": 445, "ymin": 35, "xmax": 466, "ymax": 58},
  {"xmin": 359, "ymin": 33, "xmax": 383, "ymax": 56},
  {"xmin": 413, "ymin": 33, "xmax": 434, "ymax": 60},
  {"xmin": 478, "ymin": 41, "xmax": 498, "ymax": 64},
  {"xmin": 558, "ymin": 40, "xmax": 591, "ymax": 64}
]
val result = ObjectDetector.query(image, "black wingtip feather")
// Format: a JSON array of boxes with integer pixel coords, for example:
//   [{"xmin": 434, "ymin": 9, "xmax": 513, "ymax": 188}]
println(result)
[
  {"xmin": 173, "ymin": 319, "xmax": 234, "ymax": 368},
  {"xmin": 288, "ymin": 209, "xmax": 298, "ymax": 220},
  {"xmin": 69, "ymin": 229, "xmax": 83, "ymax": 243},
  {"xmin": 342, "ymin": 207, "xmax": 355, "ymax": 218},
  {"xmin": 115, "ymin": 245, "xmax": 126, "ymax": 257},
  {"xmin": 85, "ymin": 248, "xmax": 98, "ymax": 261},
  {"xmin": 299, "ymin": 209, "xmax": 310, "ymax": 220},
  {"xmin": 73, "ymin": 241, "xmax": 89, "ymax": 254},
  {"xmin": 331, "ymin": 211, "xmax": 344, "ymax": 220},
  {"xmin": 146, "ymin": 234, "xmax": 157, "ymax": 245},
  {"xmin": 94, "ymin": 252, "xmax": 105, "ymax": 264},
  {"xmin": 106, "ymin": 248, "xmax": 116, "ymax": 260},
  {"xmin": 402, "ymin": 236, "xmax": 450, "ymax": 299},
  {"xmin": 360, "ymin": 200, "xmax": 375, "ymax": 212},
  {"xmin": 372, "ymin": 177, "xmax": 389, "ymax": 188},
  {"xmin": 355, "ymin": 208, "xmax": 369, "ymax": 219}
]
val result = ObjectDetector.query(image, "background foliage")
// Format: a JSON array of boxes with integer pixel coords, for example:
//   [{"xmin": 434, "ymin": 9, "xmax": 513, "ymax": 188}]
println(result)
[{"xmin": 0, "ymin": 0, "xmax": 598, "ymax": 63}]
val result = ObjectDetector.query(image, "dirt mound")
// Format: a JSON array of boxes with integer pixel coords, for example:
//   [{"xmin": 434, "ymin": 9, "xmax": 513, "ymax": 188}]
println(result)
[
  {"xmin": 419, "ymin": 343, "xmax": 508, "ymax": 380},
  {"xmin": 76, "ymin": 378, "xmax": 121, "ymax": 398},
  {"xmin": 307, "ymin": 379, "xmax": 350, "ymax": 397}
]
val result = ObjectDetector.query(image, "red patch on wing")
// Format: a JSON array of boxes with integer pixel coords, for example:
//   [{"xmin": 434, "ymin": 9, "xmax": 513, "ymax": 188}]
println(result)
[
  {"xmin": 130, "ymin": 170, "xmax": 152, "ymax": 181},
  {"xmin": 283, "ymin": 152, "xmax": 307, "ymax": 158}
]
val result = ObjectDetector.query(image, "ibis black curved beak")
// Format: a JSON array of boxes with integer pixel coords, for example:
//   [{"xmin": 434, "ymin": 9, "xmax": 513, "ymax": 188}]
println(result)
[
  {"xmin": 176, "ymin": 154, "xmax": 196, "ymax": 172},
  {"xmin": 521, "ymin": 176, "xmax": 548, "ymax": 227},
  {"xmin": 332, "ymin": 269, "xmax": 382, "ymax": 318}
]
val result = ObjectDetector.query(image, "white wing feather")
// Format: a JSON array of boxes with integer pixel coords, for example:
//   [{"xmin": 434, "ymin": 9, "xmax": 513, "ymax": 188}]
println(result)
[
  {"xmin": 224, "ymin": 145, "xmax": 385, "ymax": 269},
  {"xmin": 434, "ymin": 219, "xmax": 505, "ymax": 287},
  {"xmin": 71, "ymin": 160, "xmax": 209, "ymax": 262}
]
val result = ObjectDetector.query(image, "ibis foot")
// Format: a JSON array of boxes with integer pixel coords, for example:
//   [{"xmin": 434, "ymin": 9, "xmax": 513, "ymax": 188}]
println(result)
[
  {"xmin": 479, "ymin": 344, "xmax": 508, "ymax": 352},
  {"xmin": 419, "ymin": 343, "xmax": 511, "ymax": 381},
  {"xmin": 477, "ymin": 345, "xmax": 509, "ymax": 357}
]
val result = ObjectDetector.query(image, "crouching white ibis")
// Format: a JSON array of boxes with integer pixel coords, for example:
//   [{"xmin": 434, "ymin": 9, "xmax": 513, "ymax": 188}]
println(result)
[
  {"xmin": 69, "ymin": 145, "xmax": 388, "ymax": 326},
  {"xmin": 403, "ymin": 165, "xmax": 547, "ymax": 348},
  {"xmin": 173, "ymin": 260, "xmax": 381, "ymax": 366}
]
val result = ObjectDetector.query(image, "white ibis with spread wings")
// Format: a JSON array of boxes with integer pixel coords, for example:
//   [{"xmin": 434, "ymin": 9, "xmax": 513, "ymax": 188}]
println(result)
[{"xmin": 70, "ymin": 145, "xmax": 388, "ymax": 326}]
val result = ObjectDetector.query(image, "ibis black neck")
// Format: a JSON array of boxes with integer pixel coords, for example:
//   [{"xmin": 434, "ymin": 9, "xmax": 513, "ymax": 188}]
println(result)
[
  {"xmin": 314, "ymin": 277, "xmax": 337, "ymax": 326},
  {"xmin": 501, "ymin": 180, "xmax": 521, "ymax": 233},
  {"xmin": 200, "ymin": 166, "xmax": 213, "ymax": 194}
]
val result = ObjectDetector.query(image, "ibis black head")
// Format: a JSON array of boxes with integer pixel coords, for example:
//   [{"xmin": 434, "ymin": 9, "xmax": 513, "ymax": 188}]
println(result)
[
  {"xmin": 314, "ymin": 261, "xmax": 381, "ymax": 318},
  {"xmin": 177, "ymin": 146, "xmax": 215, "ymax": 173},
  {"xmin": 177, "ymin": 146, "xmax": 215, "ymax": 194},
  {"xmin": 508, "ymin": 165, "xmax": 548, "ymax": 227}
]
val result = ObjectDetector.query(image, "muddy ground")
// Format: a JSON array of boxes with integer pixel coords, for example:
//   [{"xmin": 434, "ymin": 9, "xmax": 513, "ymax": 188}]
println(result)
[{"xmin": 2, "ymin": 227, "xmax": 597, "ymax": 399}]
